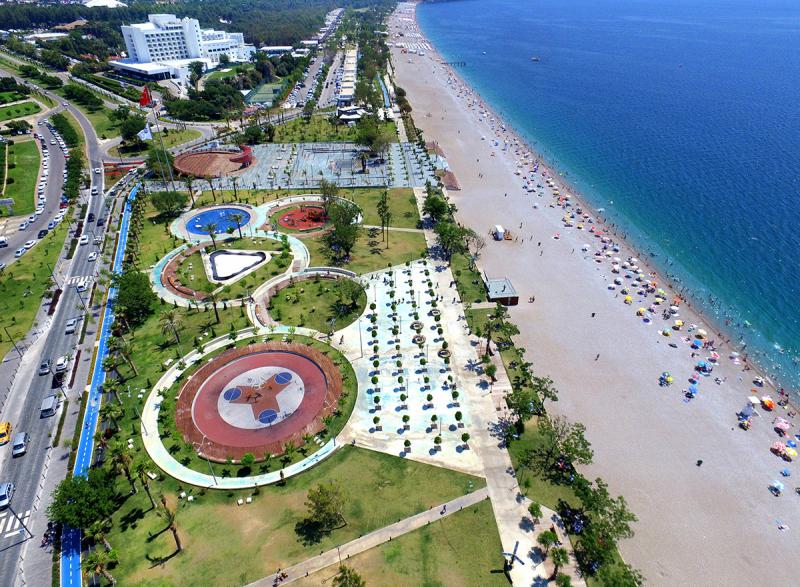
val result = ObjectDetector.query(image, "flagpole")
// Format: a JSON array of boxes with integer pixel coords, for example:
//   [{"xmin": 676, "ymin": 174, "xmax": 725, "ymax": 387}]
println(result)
[{"xmin": 150, "ymin": 98, "xmax": 178, "ymax": 195}]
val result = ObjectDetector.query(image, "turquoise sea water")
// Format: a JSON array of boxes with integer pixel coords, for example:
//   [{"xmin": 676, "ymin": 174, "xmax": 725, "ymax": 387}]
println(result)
[{"xmin": 417, "ymin": 0, "xmax": 800, "ymax": 391}]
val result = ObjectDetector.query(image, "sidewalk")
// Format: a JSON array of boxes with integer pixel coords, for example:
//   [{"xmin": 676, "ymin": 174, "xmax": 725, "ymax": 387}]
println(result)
[{"xmin": 246, "ymin": 488, "xmax": 489, "ymax": 586}]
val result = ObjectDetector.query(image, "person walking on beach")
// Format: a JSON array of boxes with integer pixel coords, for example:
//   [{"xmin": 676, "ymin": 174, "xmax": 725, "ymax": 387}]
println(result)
[{"xmin": 595, "ymin": 353, "xmax": 600, "ymax": 361}]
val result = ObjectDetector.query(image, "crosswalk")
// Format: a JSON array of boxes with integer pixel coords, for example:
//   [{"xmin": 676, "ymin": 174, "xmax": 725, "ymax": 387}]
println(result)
[
  {"xmin": 0, "ymin": 510, "xmax": 30, "ymax": 539},
  {"xmin": 66, "ymin": 275, "xmax": 93, "ymax": 286}
]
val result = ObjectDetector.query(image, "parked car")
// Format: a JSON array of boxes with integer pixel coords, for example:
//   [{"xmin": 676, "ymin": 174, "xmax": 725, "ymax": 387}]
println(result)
[
  {"xmin": 38, "ymin": 359, "xmax": 51, "ymax": 375},
  {"xmin": 65, "ymin": 318, "xmax": 78, "ymax": 334},
  {"xmin": 11, "ymin": 433, "xmax": 29, "ymax": 457},
  {"xmin": 0, "ymin": 422, "xmax": 11, "ymax": 444},
  {"xmin": 0, "ymin": 482, "xmax": 14, "ymax": 509},
  {"xmin": 55, "ymin": 355, "xmax": 68, "ymax": 373}
]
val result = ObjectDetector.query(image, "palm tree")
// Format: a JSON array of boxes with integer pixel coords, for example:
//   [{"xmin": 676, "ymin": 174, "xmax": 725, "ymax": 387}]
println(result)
[
  {"xmin": 109, "ymin": 336, "xmax": 138, "ymax": 376},
  {"xmin": 204, "ymin": 223, "xmax": 218, "ymax": 249},
  {"xmin": 86, "ymin": 519, "xmax": 113, "ymax": 551},
  {"xmin": 99, "ymin": 402, "xmax": 123, "ymax": 431},
  {"xmin": 159, "ymin": 309, "xmax": 183, "ymax": 344},
  {"xmin": 205, "ymin": 176, "xmax": 217, "ymax": 201},
  {"xmin": 537, "ymin": 529, "xmax": 557, "ymax": 556},
  {"xmin": 281, "ymin": 440, "xmax": 296, "ymax": 466},
  {"xmin": 82, "ymin": 549, "xmax": 118, "ymax": 585},
  {"xmin": 550, "ymin": 547, "xmax": 569, "ymax": 579},
  {"xmin": 205, "ymin": 290, "xmax": 221, "ymax": 323},
  {"xmin": 527, "ymin": 502, "xmax": 543, "ymax": 525},
  {"xmin": 231, "ymin": 176, "xmax": 239, "ymax": 199},
  {"xmin": 158, "ymin": 495, "xmax": 183, "ymax": 552},
  {"xmin": 108, "ymin": 441, "xmax": 136, "ymax": 494},
  {"xmin": 230, "ymin": 213, "xmax": 244, "ymax": 239},
  {"xmin": 185, "ymin": 175, "xmax": 196, "ymax": 207},
  {"xmin": 134, "ymin": 458, "xmax": 156, "ymax": 509}
]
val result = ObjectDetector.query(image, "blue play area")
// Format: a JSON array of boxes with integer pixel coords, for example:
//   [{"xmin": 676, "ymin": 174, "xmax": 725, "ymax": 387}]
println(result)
[{"xmin": 187, "ymin": 207, "xmax": 251, "ymax": 235}]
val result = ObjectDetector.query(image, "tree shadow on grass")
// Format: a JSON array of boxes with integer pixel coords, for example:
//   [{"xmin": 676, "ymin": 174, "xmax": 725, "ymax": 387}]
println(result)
[
  {"xmin": 146, "ymin": 523, "xmax": 171, "ymax": 543},
  {"xmin": 146, "ymin": 548, "xmax": 181, "ymax": 568},
  {"xmin": 119, "ymin": 506, "xmax": 146, "ymax": 532},
  {"xmin": 294, "ymin": 518, "xmax": 328, "ymax": 546}
]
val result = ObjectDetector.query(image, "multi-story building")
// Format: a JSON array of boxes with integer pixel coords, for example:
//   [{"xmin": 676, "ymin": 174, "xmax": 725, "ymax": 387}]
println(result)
[{"xmin": 110, "ymin": 14, "xmax": 254, "ymax": 86}]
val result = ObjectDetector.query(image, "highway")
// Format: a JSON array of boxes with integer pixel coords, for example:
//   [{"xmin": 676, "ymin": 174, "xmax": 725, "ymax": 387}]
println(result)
[{"xmin": 0, "ymin": 63, "xmax": 126, "ymax": 587}]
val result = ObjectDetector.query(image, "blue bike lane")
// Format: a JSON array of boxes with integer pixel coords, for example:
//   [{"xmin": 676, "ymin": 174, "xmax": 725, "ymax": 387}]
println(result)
[{"xmin": 61, "ymin": 184, "xmax": 139, "ymax": 587}]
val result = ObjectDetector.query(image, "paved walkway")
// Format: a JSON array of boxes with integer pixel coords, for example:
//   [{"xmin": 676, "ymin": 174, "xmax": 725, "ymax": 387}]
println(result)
[{"xmin": 246, "ymin": 487, "xmax": 489, "ymax": 586}]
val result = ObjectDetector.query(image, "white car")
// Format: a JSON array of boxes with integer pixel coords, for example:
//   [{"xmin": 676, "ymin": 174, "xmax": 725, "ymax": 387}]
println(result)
[
  {"xmin": 93, "ymin": 168, "xmax": 101, "ymax": 174},
  {"xmin": 18, "ymin": 221, "xmax": 28, "ymax": 231},
  {"xmin": 79, "ymin": 235, "xmax": 89, "ymax": 245},
  {"xmin": 23, "ymin": 240, "xmax": 35, "ymax": 249},
  {"xmin": 14, "ymin": 248, "xmax": 25, "ymax": 258},
  {"xmin": 87, "ymin": 252, "xmax": 98, "ymax": 262},
  {"xmin": 55, "ymin": 355, "xmax": 68, "ymax": 373}
]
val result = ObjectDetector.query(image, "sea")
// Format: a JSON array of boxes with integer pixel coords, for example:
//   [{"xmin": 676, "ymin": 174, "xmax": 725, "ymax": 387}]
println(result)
[{"xmin": 417, "ymin": 0, "xmax": 800, "ymax": 392}]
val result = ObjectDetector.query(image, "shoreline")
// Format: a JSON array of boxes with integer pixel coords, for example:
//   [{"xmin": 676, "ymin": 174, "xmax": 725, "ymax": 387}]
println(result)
[
  {"xmin": 389, "ymin": 2, "xmax": 800, "ymax": 584},
  {"xmin": 404, "ymin": 2, "xmax": 795, "ymax": 408},
  {"xmin": 410, "ymin": 3, "xmax": 798, "ymax": 396}
]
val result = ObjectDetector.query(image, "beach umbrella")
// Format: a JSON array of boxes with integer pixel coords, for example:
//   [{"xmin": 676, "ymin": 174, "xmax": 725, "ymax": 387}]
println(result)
[
  {"xmin": 688, "ymin": 384, "xmax": 699, "ymax": 395},
  {"xmin": 666, "ymin": 376, "xmax": 674, "ymax": 384},
  {"xmin": 624, "ymin": 295, "xmax": 632, "ymax": 304},
  {"xmin": 788, "ymin": 440, "xmax": 797, "ymax": 448},
  {"xmin": 786, "ymin": 448, "xmax": 797, "ymax": 459},
  {"xmin": 637, "ymin": 308, "xmax": 646, "ymax": 316}
]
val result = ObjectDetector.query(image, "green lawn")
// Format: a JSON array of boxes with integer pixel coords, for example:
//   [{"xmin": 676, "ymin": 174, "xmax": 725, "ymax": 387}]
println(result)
[
  {"xmin": 108, "ymin": 128, "xmax": 202, "ymax": 158},
  {"xmin": 174, "ymin": 236, "xmax": 289, "ymax": 301},
  {"xmin": 305, "ymin": 228, "xmax": 427, "ymax": 275},
  {"xmin": 338, "ymin": 187, "xmax": 420, "ymax": 229},
  {"xmin": 3, "ymin": 139, "xmax": 40, "ymax": 215},
  {"xmin": 451, "ymin": 252, "xmax": 488, "ymax": 306},
  {"xmin": 105, "ymin": 446, "xmax": 483, "ymax": 587},
  {"xmin": 293, "ymin": 500, "xmax": 506, "ymax": 587},
  {"xmin": 0, "ymin": 100, "xmax": 40, "ymax": 122},
  {"xmin": 268, "ymin": 277, "xmax": 366, "ymax": 332},
  {"xmin": 0, "ymin": 220, "xmax": 69, "ymax": 358},
  {"xmin": 205, "ymin": 63, "xmax": 253, "ymax": 81},
  {"xmin": 0, "ymin": 91, "xmax": 25, "ymax": 105},
  {"xmin": 274, "ymin": 116, "xmax": 398, "ymax": 144}
]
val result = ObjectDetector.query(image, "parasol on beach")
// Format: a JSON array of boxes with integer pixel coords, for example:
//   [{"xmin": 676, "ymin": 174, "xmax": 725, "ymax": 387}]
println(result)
[{"xmin": 761, "ymin": 396, "xmax": 776, "ymax": 410}]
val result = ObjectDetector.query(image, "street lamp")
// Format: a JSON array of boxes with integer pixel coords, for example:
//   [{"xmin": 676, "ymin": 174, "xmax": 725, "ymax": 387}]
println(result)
[{"xmin": 195, "ymin": 435, "xmax": 217, "ymax": 486}]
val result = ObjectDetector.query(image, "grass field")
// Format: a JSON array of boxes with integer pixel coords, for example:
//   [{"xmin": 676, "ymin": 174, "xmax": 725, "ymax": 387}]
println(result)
[
  {"xmin": 339, "ymin": 187, "xmax": 420, "ymax": 229},
  {"xmin": 268, "ymin": 277, "xmax": 366, "ymax": 332},
  {"xmin": 105, "ymin": 446, "xmax": 483, "ymax": 587},
  {"xmin": 174, "ymin": 236, "xmax": 289, "ymax": 301},
  {"xmin": 108, "ymin": 128, "xmax": 202, "ymax": 158},
  {"xmin": 305, "ymin": 228, "xmax": 427, "ymax": 275},
  {"xmin": 292, "ymin": 500, "xmax": 507, "ymax": 587},
  {"xmin": 0, "ymin": 220, "xmax": 69, "ymax": 358},
  {"xmin": 451, "ymin": 252, "xmax": 488, "ymax": 306},
  {"xmin": 273, "ymin": 116, "xmax": 398, "ymax": 144},
  {"xmin": 0, "ymin": 100, "xmax": 40, "ymax": 122},
  {"xmin": 0, "ymin": 91, "xmax": 26, "ymax": 105},
  {"xmin": 3, "ymin": 139, "xmax": 40, "ymax": 215}
]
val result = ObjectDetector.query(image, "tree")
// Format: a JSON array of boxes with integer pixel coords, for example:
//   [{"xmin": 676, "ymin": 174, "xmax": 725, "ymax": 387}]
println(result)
[
  {"xmin": 577, "ymin": 478, "xmax": 637, "ymax": 543},
  {"xmin": 204, "ymin": 223, "xmax": 219, "ymax": 249},
  {"xmin": 422, "ymin": 192, "xmax": 449, "ymax": 223},
  {"xmin": 550, "ymin": 547, "xmax": 569, "ymax": 578},
  {"xmin": 485, "ymin": 363, "xmax": 498, "ymax": 381},
  {"xmin": 302, "ymin": 100, "xmax": 315, "ymax": 120},
  {"xmin": 528, "ymin": 502, "xmax": 543, "ymax": 524},
  {"xmin": 242, "ymin": 124, "xmax": 263, "ymax": 145},
  {"xmin": 539, "ymin": 415, "xmax": 594, "ymax": 469},
  {"xmin": 506, "ymin": 387, "xmax": 538, "ymax": 423},
  {"xmin": 464, "ymin": 230, "xmax": 486, "ymax": 269},
  {"xmin": 158, "ymin": 495, "xmax": 183, "ymax": 552},
  {"xmin": 133, "ymin": 457, "xmax": 156, "ymax": 509},
  {"xmin": 434, "ymin": 221, "xmax": 469, "ymax": 260},
  {"xmin": 595, "ymin": 562, "xmax": 645, "ymax": 587},
  {"xmin": 555, "ymin": 573, "xmax": 573, "ymax": 587},
  {"xmin": 325, "ymin": 201, "xmax": 361, "ymax": 262},
  {"xmin": 376, "ymin": 189, "xmax": 392, "ymax": 245},
  {"xmin": 305, "ymin": 481, "xmax": 347, "ymax": 531},
  {"xmin": 99, "ymin": 401, "xmax": 123, "ymax": 431},
  {"xmin": 332, "ymin": 565, "xmax": 365, "ymax": 587},
  {"xmin": 482, "ymin": 303, "xmax": 519, "ymax": 356},
  {"xmin": 86, "ymin": 518, "xmax": 113, "ymax": 551},
  {"xmin": 48, "ymin": 469, "xmax": 116, "ymax": 530},
  {"xmin": 108, "ymin": 440, "xmax": 136, "ymax": 494},
  {"xmin": 188, "ymin": 61, "xmax": 205, "ymax": 90},
  {"xmin": 119, "ymin": 115, "xmax": 147, "ymax": 144},
  {"xmin": 537, "ymin": 529, "xmax": 558, "ymax": 556},
  {"xmin": 150, "ymin": 190, "xmax": 188, "ymax": 218},
  {"xmin": 230, "ymin": 213, "xmax": 245, "ymax": 239},
  {"xmin": 159, "ymin": 309, "xmax": 183, "ymax": 344},
  {"xmin": 115, "ymin": 271, "xmax": 157, "ymax": 327},
  {"xmin": 82, "ymin": 549, "xmax": 118, "ymax": 585},
  {"xmin": 319, "ymin": 179, "xmax": 339, "ymax": 214}
]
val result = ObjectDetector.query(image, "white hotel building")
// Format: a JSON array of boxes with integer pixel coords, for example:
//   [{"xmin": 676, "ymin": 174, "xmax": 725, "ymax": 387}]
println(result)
[{"xmin": 110, "ymin": 14, "xmax": 254, "ymax": 86}]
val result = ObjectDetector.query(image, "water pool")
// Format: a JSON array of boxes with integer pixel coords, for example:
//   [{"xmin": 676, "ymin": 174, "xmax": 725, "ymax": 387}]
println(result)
[{"xmin": 187, "ymin": 207, "xmax": 251, "ymax": 236}]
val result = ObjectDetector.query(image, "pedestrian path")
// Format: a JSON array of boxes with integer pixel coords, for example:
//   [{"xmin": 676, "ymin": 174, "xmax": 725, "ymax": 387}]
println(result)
[{"xmin": 245, "ymin": 488, "xmax": 489, "ymax": 586}]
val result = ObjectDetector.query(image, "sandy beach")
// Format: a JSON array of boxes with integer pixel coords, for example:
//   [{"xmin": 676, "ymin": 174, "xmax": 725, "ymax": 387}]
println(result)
[{"xmin": 388, "ymin": 3, "xmax": 799, "ymax": 585}]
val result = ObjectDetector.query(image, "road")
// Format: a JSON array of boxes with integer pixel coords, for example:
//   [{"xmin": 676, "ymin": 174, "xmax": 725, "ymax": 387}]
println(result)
[{"xmin": 0, "ymin": 62, "xmax": 124, "ymax": 587}]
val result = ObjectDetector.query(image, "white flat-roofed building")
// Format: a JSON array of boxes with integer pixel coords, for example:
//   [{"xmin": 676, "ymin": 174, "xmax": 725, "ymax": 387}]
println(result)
[
  {"xmin": 112, "ymin": 14, "xmax": 254, "ymax": 86},
  {"xmin": 337, "ymin": 46, "xmax": 358, "ymax": 106}
]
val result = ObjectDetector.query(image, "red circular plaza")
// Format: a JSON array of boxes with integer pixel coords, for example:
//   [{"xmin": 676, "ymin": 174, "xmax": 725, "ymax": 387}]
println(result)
[{"xmin": 176, "ymin": 341, "xmax": 343, "ymax": 462}]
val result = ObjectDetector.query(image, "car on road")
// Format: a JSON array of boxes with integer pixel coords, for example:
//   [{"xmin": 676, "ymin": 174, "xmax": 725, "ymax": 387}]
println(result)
[
  {"xmin": 18, "ymin": 221, "xmax": 28, "ymax": 231},
  {"xmin": 48, "ymin": 221, "xmax": 56, "ymax": 230},
  {"xmin": 11, "ymin": 433, "xmax": 30, "ymax": 457},
  {"xmin": 38, "ymin": 359, "xmax": 51, "ymax": 375},
  {"xmin": 38, "ymin": 229, "xmax": 49, "ymax": 239},
  {"xmin": 64, "ymin": 318, "xmax": 78, "ymax": 334},
  {"xmin": 0, "ymin": 263, "xmax": 5, "ymax": 271},
  {"xmin": 14, "ymin": 248, "xmax": 25, "ymax": 258},
  {"xmin": 96, "ymin": 217, "xmax": 105, "ymax": 227},
  {"xmin": 87, "ymin": 252, "xmax": 98, "ymax": 262},
  {"xmin": 0, "ymin": 237, "xmax": 7, "ymax": 248},
  {"xmin": 87, "ymin": 213, "xmax": 95, "ymax": 222},
  {"xmin": 55, "ymin": 355, "xmax": 69, "ymax": 373},
  {"xmin": 79, "ymin": 235, "xmax": 89, "ymax": 245},
  {"xmin": 23, "ymin": 240, "xmax": 35, "ymax": 250},
  {"xmin": 62, "ymin": 102, "xmax": 68, "ymax": 107},
  {"xmin": 93, "ymin": 167, "xmax": 101, "ymax": 174},
  {"xmin": 0, "ymin": 483, "xmax": 14, "ymax": 509},
  {"xmin": 0, "ymin": 422, "xmax": 11, "ymax": 444}
]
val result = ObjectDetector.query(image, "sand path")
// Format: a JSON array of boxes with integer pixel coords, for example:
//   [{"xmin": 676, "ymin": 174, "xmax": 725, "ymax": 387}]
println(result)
[{"xmin": 388, "ymin": 4, "xmax": 799, "ymax": 585}]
